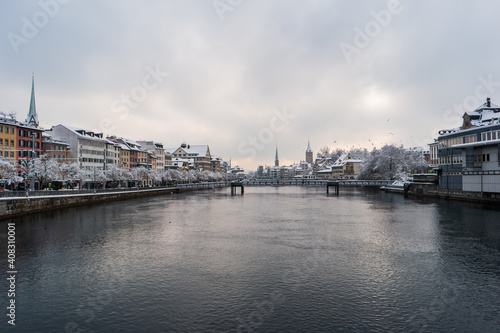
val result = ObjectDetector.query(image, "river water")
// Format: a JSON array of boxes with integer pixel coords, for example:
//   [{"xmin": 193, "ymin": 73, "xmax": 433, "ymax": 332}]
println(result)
[{"xmin": 1, "ymin": 186, "xmax": 500, "ymax": 332}]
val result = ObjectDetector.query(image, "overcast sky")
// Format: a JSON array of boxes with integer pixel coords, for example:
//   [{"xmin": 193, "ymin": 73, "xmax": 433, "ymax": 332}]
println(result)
[{"xmin": 2, "ymin": 0, "xmax": 500, "ymax": 170}]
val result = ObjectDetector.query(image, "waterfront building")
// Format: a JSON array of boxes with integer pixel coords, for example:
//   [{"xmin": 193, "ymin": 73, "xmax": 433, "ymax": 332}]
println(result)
[
  {"xmin": 316, "ymin": 153, "xmax": 362, "ymax": 179},
  {"xmin": 50, "ymin": 124, "xmax": 107, "ymax": 170},
  {"xmin": 117, "ymin": 143, "xmax": 130, "ymax": 169},
  {"xmin": 171, "ymin": 157, "xmax": 192, "ymax": 170},
  {"xmin": 104, "ymin": 139, "xmax": 121, "ymax": 169},
  {"xmin": 210, "ymin": 157, "xmax": 222, "ymax": 173},
  {"xmin": 429, "ymin": 141, "xmax": 439, "ymax": 166},
  {"xmin": 137, "ymin": 141, "xmax": 165, "ymax": 170},
  {"xmin": 3, "ymin": 76, "xmax": 43, "ymax": 164},
  {"xmin": 167, "ymin": 142, "xmax": 211, "ymax": 170},
  {"xmin": 306, "ymin": 140, "xmax": 313, "ymax": 163},
  {"xmin": 16, "ymin": 123, "xmax": 43, "ymax": 163},
  {"xmin": 41, "ymin": 132, "xmax": 70, "ymax": 163},
  {"xmin": 0, "ymin": 117, "xmax": 19, "ymax": 162},
  {"xmin": 432, "ymin": 97, "xmax": 500, "ymax": 195},
  {"xmin": 164, "ymin": 151, "xmax": 172, "ymax": 169}
]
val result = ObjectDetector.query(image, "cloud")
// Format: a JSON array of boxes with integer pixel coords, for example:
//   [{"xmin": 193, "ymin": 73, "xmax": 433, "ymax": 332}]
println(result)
[{"xmin": 2, "ymin": 0, "xmax": 500, "ymax": 170}]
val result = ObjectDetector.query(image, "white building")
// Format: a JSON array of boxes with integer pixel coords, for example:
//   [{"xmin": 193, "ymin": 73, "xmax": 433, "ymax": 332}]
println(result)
[
  {"xmin": 50, "ymin": 124, "xmax": 108, "ymax": 170},
  {"xmin": 432, "ymin": 97, "xmax": 500, "ymax": 196}
]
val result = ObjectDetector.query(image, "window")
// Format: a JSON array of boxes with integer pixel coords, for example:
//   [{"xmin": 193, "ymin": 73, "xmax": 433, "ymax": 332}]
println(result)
[
  {"xmin": 19, "ymin": 140, "xmax": 25, "ymax": 147},
  {"xmin": 19, "ymin": 129, "xmax": 25, "ymax": 137},
  {"xmin": 10, "ymin": 152, "xmax": 13, "ymax": 158},
  {"xmin": 10, "ymin": 140, "xmax": 14, "ymax": 147},
  {"xmin": 0, "ymin": 139, "xmax": 2, "ymax": 145},
  {"xmin": 10, "ymin": 128, "xmax": 14, "ymax": 134},
  {"xmin": 0, "ymin": 126, "xmax": 3, "ymax": 133}
]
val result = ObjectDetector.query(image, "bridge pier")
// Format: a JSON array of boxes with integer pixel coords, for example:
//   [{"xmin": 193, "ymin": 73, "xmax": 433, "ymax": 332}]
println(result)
[
  {"xmin": 326, "ymin": 181, "xmax": 339, "ymax": 195},
  {"xmin": 231, "ymin": 182, "xmax": 244, "ymax": 195}
]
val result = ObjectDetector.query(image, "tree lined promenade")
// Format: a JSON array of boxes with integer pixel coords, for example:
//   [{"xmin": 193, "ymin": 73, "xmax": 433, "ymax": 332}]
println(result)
[{"xmin": 0, "ymin": 155, "xmax": 225, "ymax": 191}]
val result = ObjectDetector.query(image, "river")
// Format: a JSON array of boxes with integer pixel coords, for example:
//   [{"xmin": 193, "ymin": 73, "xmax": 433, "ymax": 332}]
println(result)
[{"xmin": 1, "ymin": 186, "xmax": 500, "ymax": 332}]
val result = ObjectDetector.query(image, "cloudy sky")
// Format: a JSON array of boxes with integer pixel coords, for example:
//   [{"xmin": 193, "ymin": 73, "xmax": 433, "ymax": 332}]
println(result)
[{"xmin": 2, "ymin": 0, "xmax": 500, "ymax": 170}]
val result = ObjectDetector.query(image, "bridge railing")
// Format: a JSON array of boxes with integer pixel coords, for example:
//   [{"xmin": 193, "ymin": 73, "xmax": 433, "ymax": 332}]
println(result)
[{"xmin": 243, "ymin": 180, "xmax": 393, "ymax": 187}]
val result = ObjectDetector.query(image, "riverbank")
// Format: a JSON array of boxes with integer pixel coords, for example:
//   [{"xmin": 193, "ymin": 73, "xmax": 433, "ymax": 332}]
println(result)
[
  {"xmin": 404, "ymin": 182, "xmax": 500, "ymax": 204},
  {"xmin": 0, "ymin": 183, "xmax": 227, "ymax": 219}
]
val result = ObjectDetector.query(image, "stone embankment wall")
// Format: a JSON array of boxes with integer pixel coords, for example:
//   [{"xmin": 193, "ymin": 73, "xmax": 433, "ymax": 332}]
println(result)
[
  {"xmin": 405, "ymin": 182, "xmax": 500, "ymax": 204},
  {"xmin": 0, "ymin": 187, "xmax": 217, "ymax": 219}
]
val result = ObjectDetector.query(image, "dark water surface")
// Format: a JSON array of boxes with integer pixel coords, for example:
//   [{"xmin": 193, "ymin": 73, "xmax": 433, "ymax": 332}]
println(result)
[{"xmin": 1, "ymin": 187, "xmax": 500, "ymax": 332}]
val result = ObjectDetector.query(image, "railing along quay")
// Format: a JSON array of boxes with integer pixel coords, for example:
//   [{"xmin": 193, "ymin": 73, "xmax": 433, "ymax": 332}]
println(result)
[
  {"xmin": 243, "ymin": 180, "xmax": 393, "ymax": 187},
  {"xmin": 0, "ymin": 182, "xmax": 229, "ymax": 199}
]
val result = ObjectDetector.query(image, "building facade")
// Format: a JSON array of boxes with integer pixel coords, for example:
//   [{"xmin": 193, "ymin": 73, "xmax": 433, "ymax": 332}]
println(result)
[
  {"xmin": 306, "ymin": 140, "xmax": 313, "ymax": 163},
  {"xmin": 42, "ymin": 132, "xmax": 70, "ymax": 163},
  {"xmin": 433, "ymin": 98, "xmax": 500, "ymax": 195},
  {"xmin": 50, "ymin": 125, "xmax": 108, "ymax": 170},
  {"xmin": 167, "ymin": 143, "xmax": 211, "ymax": 170}
]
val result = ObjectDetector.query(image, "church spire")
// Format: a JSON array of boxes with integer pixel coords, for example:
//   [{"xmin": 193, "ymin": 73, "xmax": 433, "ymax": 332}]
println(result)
[
  {"xmin": 26, "ymin": 73, "xmax": 39, "ymax": 128},
  {"xmin": 275, "ymin": 146, "xmax": 279, "ymax": 167},
  {"xmin": 305, "ymin": 139, "xmax": 313, "ymax": 163}
]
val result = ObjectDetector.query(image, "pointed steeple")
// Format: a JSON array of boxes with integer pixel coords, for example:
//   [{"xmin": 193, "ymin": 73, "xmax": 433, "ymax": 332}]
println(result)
[
  {"xmin": 26, "ymin": 73, "xmax": 39, "ymax": 128},
  {"xmin": 275, "ymin": 146, "xmax": 279, "ymax": 167},
  {"xmin": 305, "ymin": 139, "xmax": 313, "ymax": 163}
]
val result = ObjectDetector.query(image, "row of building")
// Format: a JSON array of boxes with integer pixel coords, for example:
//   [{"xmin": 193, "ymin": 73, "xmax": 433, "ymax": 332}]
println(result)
[
  {"xmin": 256, "ymin": 144, "xmax": 363, "ymax": 180},
  {"xmin": 430, "ymin": 97, "xmax": 500, "ymax": 196},
  {"xmin": 1, "ymin": 76, "xmax": 229, "ymax": 174}
]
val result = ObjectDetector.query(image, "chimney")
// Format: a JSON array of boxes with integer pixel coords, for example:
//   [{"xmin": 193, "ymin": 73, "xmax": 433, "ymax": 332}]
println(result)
[{"xmin": 487, "ymin": 97, "xmax": 491, "ymax": 107}]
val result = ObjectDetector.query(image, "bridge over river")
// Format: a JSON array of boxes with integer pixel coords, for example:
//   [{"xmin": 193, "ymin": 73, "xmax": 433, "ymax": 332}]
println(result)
[{"xmin": 243, "ymin": 179, "xmax": 393, "ymax": 187}]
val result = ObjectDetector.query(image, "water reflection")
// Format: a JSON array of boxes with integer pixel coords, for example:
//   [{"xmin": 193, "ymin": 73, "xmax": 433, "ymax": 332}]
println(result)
[{"xmin": 1, "ymin": 187, "xmax": 499, "ymax": 332}]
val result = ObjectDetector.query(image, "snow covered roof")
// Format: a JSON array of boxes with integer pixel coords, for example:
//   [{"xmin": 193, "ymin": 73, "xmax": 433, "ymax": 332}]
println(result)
[
  {"xmin": 164, "ymin": 148, "xmax": 176, "ymax": 154},
  {"xmin": 117, "ymin": 143, "xmax": 130, "ymax": 151},
  {"xmin": 332, "ymin": 153, "xmax": 362, "ymax": 166},
  {"xmin": 181, "ymin": 145, "xmax": 209, "ymax": 156},
  {"xmin": 57, "ymin": 124, "xmax": 107, "ymax": 142}
]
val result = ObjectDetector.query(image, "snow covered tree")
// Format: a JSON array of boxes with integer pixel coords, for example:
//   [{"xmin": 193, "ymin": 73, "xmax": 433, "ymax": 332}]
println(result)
[
  {"xmin": 30, "ymin": 154, "xmax": 61, "ymax": 186},
  {"xmin": 62, "ymin": 163, "xmax": 87, "ymax": 188},
  {"xmin": 357, "ymin": 145, "xmax": 429, "ymax": 180},
  {"xmin": 0, "ymin": 158, "xmax": 23, "ymax": 185}
]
